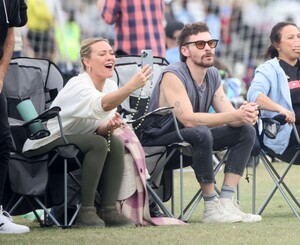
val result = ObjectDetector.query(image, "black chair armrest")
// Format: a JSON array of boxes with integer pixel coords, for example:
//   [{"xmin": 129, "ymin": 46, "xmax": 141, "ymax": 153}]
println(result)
[
  {"xmin": 22, "ymin": 106, "xmax": 61, "ymax": 140},
  {"xmin": 272, "ymin": 113, "xmax": 286, "ymax": 125},
  {"xmin": 22, "ymin": 106, "xmax": 61, "ymax": 127},
  {"xmin": 126, "ymin": 106, "xmax": 174, "ymax": 124},
  {"xmin": 259, "ymin": 112, "xmax": 300, "ymax": 146},
  {"xmin": 128, "ymin": 106, "xmax": 186, "ymax": 143}
]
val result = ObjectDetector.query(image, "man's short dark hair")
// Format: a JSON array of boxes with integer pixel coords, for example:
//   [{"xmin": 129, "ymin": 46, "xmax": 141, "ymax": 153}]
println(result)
[{"xmin": 178, "ymin": 22, "xmax": 210, "ymax": 62}]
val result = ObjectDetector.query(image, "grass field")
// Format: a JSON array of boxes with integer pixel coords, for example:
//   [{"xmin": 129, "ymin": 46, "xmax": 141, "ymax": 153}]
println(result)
[{"xmin": 1, "ymin": 161, "xmax": 300, "ymax": 245}]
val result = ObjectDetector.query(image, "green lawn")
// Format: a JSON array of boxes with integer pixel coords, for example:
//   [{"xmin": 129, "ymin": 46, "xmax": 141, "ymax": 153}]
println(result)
[{"xmin": 1, "ymin": 162, "xmax": 300, "ymax": 245}]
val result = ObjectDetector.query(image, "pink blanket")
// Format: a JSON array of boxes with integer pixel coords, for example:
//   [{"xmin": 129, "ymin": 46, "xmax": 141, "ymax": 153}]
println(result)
[{"xmin": 114, "ymin": 124, "xmax": 186, "ymax": 226}]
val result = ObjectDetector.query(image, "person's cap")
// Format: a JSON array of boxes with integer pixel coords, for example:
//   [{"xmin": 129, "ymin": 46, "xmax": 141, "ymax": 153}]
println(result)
[{"xmin": 165, "ymin": 21, "xmax": 184, "ymax": 39}]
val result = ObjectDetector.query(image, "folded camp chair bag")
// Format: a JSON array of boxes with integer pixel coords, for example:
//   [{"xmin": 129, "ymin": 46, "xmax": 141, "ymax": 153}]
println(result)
[{"xmin": 8, "ymin": 153, "xmax": 48, "ymax": 196}]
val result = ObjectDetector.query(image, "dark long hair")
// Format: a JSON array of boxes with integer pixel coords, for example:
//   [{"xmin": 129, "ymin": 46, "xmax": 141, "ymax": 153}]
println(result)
[{"xmin": 265, "ymin": 22, "xmax": 297, "ymax": 60}]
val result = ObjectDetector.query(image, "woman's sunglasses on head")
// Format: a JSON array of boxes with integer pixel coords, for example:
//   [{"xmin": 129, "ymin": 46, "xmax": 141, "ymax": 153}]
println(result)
[{"xmin": 184, "ymin": 39, "xmax": 219, "ymax": 50}]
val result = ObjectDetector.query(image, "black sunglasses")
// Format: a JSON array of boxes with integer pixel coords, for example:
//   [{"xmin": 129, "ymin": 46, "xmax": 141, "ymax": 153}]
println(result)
[{"xmin": 184, "ymin": 39, "xmax": 219, "ymax": 50}]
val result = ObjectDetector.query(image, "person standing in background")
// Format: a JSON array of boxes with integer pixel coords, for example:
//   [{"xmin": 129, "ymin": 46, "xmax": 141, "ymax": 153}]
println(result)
[
  {"xmin": 165, "ymin": 20, "xmax": 184, "ymax": 63},
  {"xmin": 98, "ymin": 0, "xmax": 166, "ymax": 57},
  {"xmin": 26, "ymin": 0, "xmax": 54, "ymax": 59},
  {"xmin": 0, "ymin": 0, "xmax": 30, "ymax": 234},
  {"xmin": 204, "ymin": 2, "xmax": 221, "ymax": 55},
  {"xmin": 54, "ymin": 9, "xmax": 81, "ymax": 68},
  {"xmin": 176, "ymin": 0, "xmax": 195, "ymax": 24}
]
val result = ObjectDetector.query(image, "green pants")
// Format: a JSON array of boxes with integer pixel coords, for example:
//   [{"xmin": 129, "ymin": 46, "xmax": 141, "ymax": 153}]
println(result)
[{"xmin": 24, "ymin": 134, "xmax": 125, "ymax": 207}]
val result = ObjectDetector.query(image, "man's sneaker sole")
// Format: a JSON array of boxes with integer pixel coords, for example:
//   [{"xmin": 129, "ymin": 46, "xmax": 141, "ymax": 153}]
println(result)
[
  {"xmin": 241, "ymin": 213, "xmax": 262, "ymax": 223},
  {"xmin": 219, "ymin": 198, "xmax": 262, "ymax": 223},
  {"xmin": 201, "ymin": 214, "xmax": 242, "ymax": 223}
]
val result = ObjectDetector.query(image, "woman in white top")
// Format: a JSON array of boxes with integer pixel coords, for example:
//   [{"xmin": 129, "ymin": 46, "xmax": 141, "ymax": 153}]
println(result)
[{"xmin": 24, "ymin": 38, "xmax": 152, "ymax": 227}]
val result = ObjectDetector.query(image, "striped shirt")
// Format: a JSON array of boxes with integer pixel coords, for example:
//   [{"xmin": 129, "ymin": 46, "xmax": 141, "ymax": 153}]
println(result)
[{"xmin": 101, "ymin": 0, "xmax": 166, "ymax": 57}]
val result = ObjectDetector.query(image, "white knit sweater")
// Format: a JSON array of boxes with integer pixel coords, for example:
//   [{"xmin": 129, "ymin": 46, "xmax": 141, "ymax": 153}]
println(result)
[{"xmin": 23, "ymin": 72, "xmax": 117, "ymax": 152}]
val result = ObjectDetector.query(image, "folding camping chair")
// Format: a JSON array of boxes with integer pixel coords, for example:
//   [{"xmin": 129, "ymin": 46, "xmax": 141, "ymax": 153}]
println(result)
[
  {"xmin": 112, "ymin": 55, "xmax": 169, "ymax": 138},
  {"xmin": 126, "ymin": 106, "xmax": 191, "ymax": 219},
  {"xmin": 113, "ymin": 54, "xmax": 230, "ymax": 221},
  {"xmin": 3, "ymin": 58, "xmax": 82, "ymax": 227},
  {"xmin": 112, "ymin": 55, "xmax": 176, "ymax": 215},
  {"xmin": 251, "ymin": 114, "xmax": 300, "ymax": 218},
  {"xmin": 128, "ymin": 105, "xmax": 230, "ymax": 221}
]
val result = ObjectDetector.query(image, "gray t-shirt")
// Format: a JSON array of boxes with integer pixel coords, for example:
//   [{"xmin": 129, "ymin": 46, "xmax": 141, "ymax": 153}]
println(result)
[{"xmin": 141, "ymin": 62, "xmax": 221, "ymax": 138}]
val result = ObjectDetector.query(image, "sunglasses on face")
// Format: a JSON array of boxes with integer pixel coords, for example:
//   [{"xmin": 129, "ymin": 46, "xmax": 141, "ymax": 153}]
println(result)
[{"xmin": 184, "ymin": 39, "xmax": 219, "ymax": 50}]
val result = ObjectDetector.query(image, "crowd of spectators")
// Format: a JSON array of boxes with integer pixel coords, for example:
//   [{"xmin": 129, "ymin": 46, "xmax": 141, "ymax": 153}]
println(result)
[{"xmin": 17, "ymin": 0, "xmax": 300, "ymax": 86}]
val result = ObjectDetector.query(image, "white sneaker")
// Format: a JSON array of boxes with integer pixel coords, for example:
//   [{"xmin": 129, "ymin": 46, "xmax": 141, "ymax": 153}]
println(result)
[
  {"xmin": 0, "ymin": 209, "xmax": 30, "ymax": 234},
  {"xmin": 201, "ymin": 199, "xmax": 243, "ymax": 223},
  {"xmin": 220, "ymin": 198, "xmax": 262, "ymax": 223}
]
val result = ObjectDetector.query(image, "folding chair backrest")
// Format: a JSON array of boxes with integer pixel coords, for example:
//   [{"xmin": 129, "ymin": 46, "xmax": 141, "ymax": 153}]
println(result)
[
  {"xmin": 112, "ymin": 55, "xmax": 169, "ymax": 121},
  {"xmin": 3, "ymin": 57, "xmax": 64, "ymax": 119},
  {"xmin": 112, "ymin": 55, "xmax": 175, "ymax": 212}
]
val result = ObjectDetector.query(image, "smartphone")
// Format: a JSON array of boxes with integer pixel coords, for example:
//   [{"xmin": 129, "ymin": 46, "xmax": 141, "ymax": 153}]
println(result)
[{"xmin": 141, "ymin": 49, "xmax": 153, "ymax": 69}]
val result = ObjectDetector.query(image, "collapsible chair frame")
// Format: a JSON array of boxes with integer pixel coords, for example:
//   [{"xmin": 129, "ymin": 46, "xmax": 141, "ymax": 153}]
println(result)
[
  {"xmin": 179, "ymin": 150, "xmax": 230, "ymax": 221},
  {"xmin": 129, "ymin": 107, "xmax": 230, "ymax": 221},
  {"xmin": 252, "ymin": 117, "xmax": 300, "ymax": 218},
  {"xmin": 127, "ymin": 107, "xmax": 177, "ymax": 218},
  {"xmin": 6, "ymin": 106, "xmax": 82, "ymax": 228}
]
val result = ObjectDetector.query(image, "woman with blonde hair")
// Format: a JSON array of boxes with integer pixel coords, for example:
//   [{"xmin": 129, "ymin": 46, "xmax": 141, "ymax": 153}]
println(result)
[{"xmin": 23, "ymin": 37, "xmax": 152, "ymax": 227}]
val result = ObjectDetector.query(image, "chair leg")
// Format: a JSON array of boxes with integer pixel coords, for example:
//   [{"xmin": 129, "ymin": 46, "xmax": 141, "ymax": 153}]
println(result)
[
  {"xmin": 6, "ymin": 195, "xmax": 24, "ymax": 215},
  {"xmin": 68, "ymin": 203, "xmax": 81, "ymax": 226},
  {"xmin": 178, "ymin": 150, "xmax": 229, "ymax": 221},
  {"xmin": 265, "ymin": 156, "xmax": 300, "ymax": 208},
  {"xmin": 33, "ymin": 197, "xmax": 61, "ymax": 226},
  {"xmin": 64, "ymin": 159, "xmax": 68, "ymax": 227},
  {"xmin": 171, "ymin": 171, "xmax": 175, "ymax": 215},
  {"xmin": 179, "ymin": 189, "xmax": 202, "ymax": 222},
  {"xmin": 146, "ymin": 182, "xmax": 174, "ymax": 218},
  {"xmin": 62, "ymin": 158, "xmax": 82, "ymax": 227},
  {"xmin": 257, "ymin": 150, "xmax": 300, "ymax": 218},
  {"xmin": 179, "ymin": 147, "xmax": 184, "ymax": 219},
  {"xmin": 252, "ymin": 158, "xmax": 257, "ymax": 214}
]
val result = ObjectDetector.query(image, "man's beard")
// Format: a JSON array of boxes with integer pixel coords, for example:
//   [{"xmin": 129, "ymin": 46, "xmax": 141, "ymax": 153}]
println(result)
[
  {"xmin": 197, "ymin": 60, "xmax": 214, "ymax": 67},
  {"xmin": 194, "ymin": 53, "xmax": 214, "ymax": 67}
]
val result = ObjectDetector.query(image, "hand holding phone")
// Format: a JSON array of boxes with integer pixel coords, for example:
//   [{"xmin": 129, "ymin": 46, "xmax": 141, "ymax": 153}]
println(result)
[{"xmin": 141, "ymin": 50, "xmax": 153, "ymax": 80}]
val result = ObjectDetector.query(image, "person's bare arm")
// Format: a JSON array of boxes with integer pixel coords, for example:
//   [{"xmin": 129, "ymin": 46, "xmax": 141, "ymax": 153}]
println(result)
[
  {"xmin": 101, "ymin": 65, "xmax": 152, "ymax": 111},
  {"xmin": 160, "ymin": 72, "xmax": 258, "ymax": 128},
  {"xmin": 0, "ymin": 28, "xmax": 15, "ymax": 93},
  {"xmin": 212, "ymin": 85, "xmax": 259, "ymax": 126}
]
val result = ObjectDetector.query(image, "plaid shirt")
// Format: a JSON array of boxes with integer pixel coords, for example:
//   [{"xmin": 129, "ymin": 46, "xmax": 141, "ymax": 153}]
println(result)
[{"xmin": 101, "ymin": 0, "xmax": 166, "ymax": 57}]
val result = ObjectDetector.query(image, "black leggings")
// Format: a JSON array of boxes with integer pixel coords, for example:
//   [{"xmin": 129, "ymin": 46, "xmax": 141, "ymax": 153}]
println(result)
[
  {"xmin": 0, "ymin": 93, "xmax": 12, "ymax": 205},
  {"xmin": 24, "ymin": 134, "xmax": 125, "ymax": 207},
  {"xmin": 142, "ymin": 124, "xmax": 256, "ymax": 184}
]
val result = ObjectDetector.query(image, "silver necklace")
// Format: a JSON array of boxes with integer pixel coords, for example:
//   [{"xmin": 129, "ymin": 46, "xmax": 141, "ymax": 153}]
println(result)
[{"xmin": 130, "ymin": 78, "xmax": 154, "ymax": 130}]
